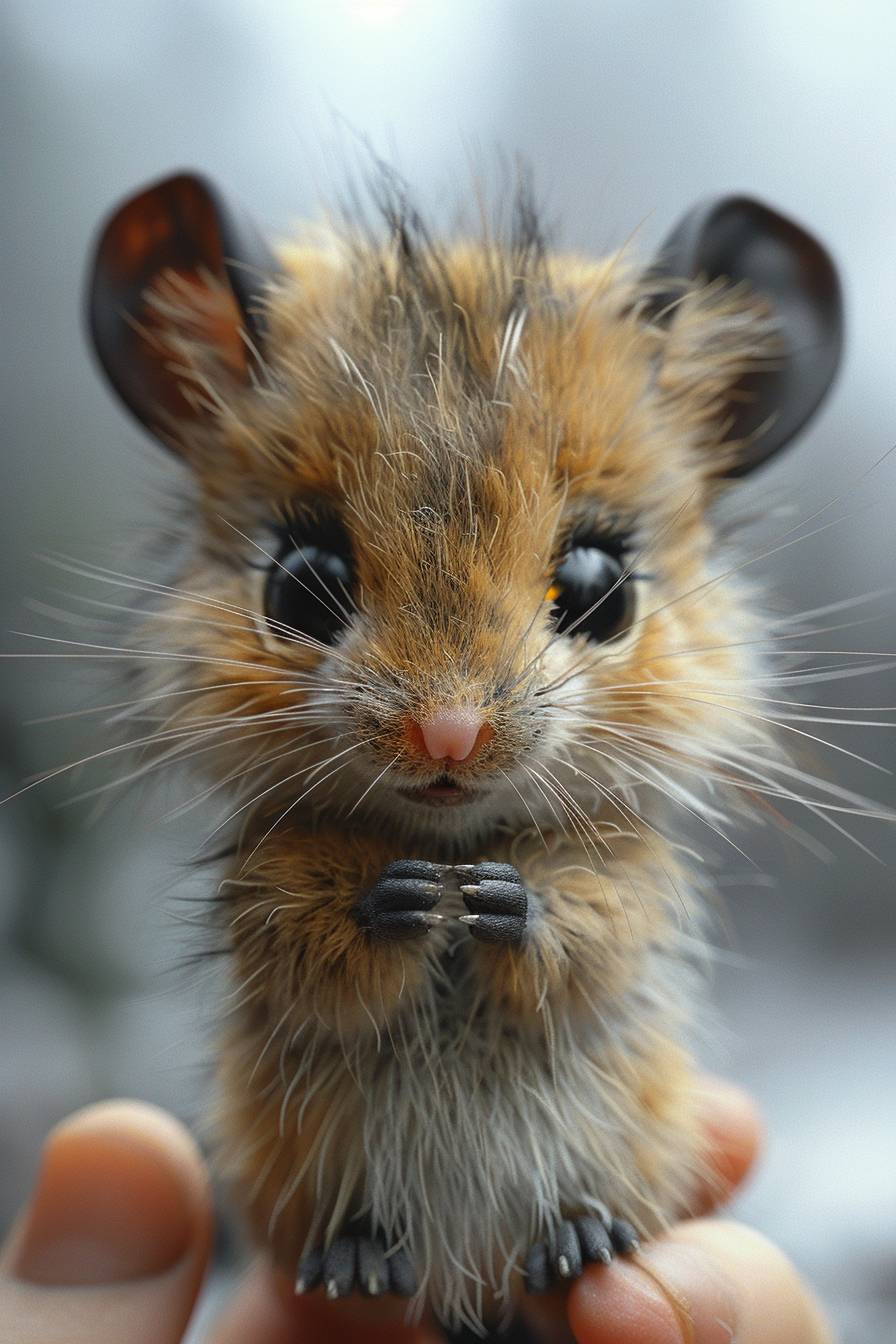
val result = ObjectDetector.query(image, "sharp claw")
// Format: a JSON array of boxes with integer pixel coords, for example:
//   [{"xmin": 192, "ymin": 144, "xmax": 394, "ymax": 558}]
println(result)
[
  {"xmin": 295, "ymin": 1248, "xmax": 323, "ymax": 1294},
  {"xmin": 557, "ymin": 1254, "xmax": 571, "ymax": 1277},
  {"xmin": 454, "ymin": 864, "xmax": 476, "ymax": 875},
  {"xmin": 610, "ymin": 1218, "xmax": 641, "ymax": 1254},
  {"xmin": 458, "ymin": 913, "xmax": 480, "ymax": 924},
  {"xmin": 459, "ymin": 884, "xmax": 480, "ymax": 896},
  {"xmin": 325, "ymin": 1279, "xmax": 340, "ymax": 1300}
]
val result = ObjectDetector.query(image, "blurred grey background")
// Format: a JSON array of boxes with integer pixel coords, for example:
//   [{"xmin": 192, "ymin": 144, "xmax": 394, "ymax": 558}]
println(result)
[{"xmin": 1, "ymin": 1, "xmax": 894, "ymax": 1338}]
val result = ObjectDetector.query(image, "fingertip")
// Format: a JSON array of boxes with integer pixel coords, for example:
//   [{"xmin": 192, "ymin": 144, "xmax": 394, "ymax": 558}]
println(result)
[
  {"xmin": 567, "ymin": 1260, "xmax": 685, "ymax": 1344},
  {"xmin": 668, "ymin": 1220, "xmax": 834, "ymax": 1344},
  {"xmin": 49, "ymin": 1098, "xmax": 212, "ymax": 1248},
  {"xmin": 54, "ymin": 1099, "xmax": 210, "ymax": 1201},
  {"xmin": 568, "ymin": 1236, "xmax": 741, "ymax": 1344},
  {"xmin": 693, "ymin": 1076, "xmax": 763, "ymax": 1212},
  {"xmin": 694, "ymin": 1076, "xmax": 763, "ymax": 1146},
  {"xmin": 5, "ymin": 1099, "xmax": 211, "ymax": 1286}
]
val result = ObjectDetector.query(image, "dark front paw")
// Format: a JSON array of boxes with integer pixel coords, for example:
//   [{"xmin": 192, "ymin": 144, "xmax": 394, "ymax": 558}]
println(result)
[
  {"xmin": 455, "ymin": 861, "xmax": 527, "ymax": 946},
  {"xmin": 353, "ymin": 860, "xmax": 444, "ymax": 942}
]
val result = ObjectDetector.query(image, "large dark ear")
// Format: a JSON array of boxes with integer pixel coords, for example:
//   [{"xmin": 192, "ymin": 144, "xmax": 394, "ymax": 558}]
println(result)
[
  {"xmin": 647, "ymin": 196, "xmax": 844, "ymax": 477},
  {"xmin": 87, "ymin": 171, "xmax": 281, "ymax": 449}
]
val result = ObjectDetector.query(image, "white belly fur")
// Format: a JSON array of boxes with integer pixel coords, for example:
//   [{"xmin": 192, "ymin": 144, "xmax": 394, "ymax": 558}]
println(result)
[{"xmin": 311, "ymin": 933, "xmax": 699, "ymax": 1332}]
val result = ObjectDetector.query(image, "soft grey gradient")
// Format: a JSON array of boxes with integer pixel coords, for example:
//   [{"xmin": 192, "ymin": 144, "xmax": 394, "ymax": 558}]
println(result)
[{"xmin": 1, "ymin": 2, "xmax": 894, "ymax": 1338}]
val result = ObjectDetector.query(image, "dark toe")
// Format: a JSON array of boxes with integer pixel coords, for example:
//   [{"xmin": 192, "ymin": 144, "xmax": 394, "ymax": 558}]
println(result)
[
  {"xmin": 295, "ymin": 1246, "xmax": 324, "ymax": 1293},
  {"xmin": 358, "ymin": 1236, "xmax": 388, "ymax": 1296},
  {"xmin": 525, "ymin": 1209, "xmax": 638, "ymax": 1294},
  {"xmin": 367, "ymin": 909, "xmax": 441, "ymax": 941},
  {"xmin": 609, "ymin": 1217, "xmax": 640, "ymax": 1255},
  {"xmin": 387, "ymin": 1245, "xmax": 418, "ymax": 1297},
  {"xmin": 463, "ymin": 912, "xmax": 526, "ymax": 945},
  {"xmin": 575, "ymin": 1214, "xmax": 614, "ymax": 1266},
  {"xmin": 553, "ymin": 1219, "xmax": 583, "ymax": 1280},
  {"xmin": 366, "ymin": 876, "xmax": 441, "ymax": 911},
  {"xmin": 461, "ymin": 879, "xmax": 527, "ymax": 916},
  {"xmin": 382, "ymin": 859, "xmax": 443, "ymax": 881},
  {"xmin": 524, "ymin": 1240, "xmax": 550, "ymax": 1294},
  {"xmin": 456, "ymin": 861, "xmax": 521, "ymax": 883},
  {"xmin": 323, "ymin": 1236, "xmax": 357, "ymax": 1298}
]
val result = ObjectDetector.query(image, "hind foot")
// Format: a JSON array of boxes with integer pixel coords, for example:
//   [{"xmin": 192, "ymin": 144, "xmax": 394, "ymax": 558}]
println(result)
[
  {"xmin": 524, "ymin": 1212, "xmax": 640, "ymax": 1292},
  {"xmin": 295, "ymin": 1229, "xmax": 417, "ymax": 1300}
]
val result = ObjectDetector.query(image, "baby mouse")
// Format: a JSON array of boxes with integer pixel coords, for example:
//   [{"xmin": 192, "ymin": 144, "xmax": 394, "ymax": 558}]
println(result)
[{"xmin": 85, "ymin": 169, "xmax": 842, "ymax": 1337}]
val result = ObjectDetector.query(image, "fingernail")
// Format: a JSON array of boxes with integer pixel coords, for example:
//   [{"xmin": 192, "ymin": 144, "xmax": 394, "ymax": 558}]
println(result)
[{"xmin": 14, "ymin": 1103, "xmax": 199, "ymax": 1285}]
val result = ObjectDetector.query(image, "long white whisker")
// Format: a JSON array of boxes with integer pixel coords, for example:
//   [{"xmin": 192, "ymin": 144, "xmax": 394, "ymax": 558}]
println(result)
[
  {"xmin": 160, "ymin": 730, "xmax": 351, "ymax": 823},
  {"xmin": 207, "ymin": 739, "xmax": 371, "ymax": 849},
  {"xmin": 216, "ymin": 515, "xmax": 354, "ymax": 628},
  {"xmin": 235, "ymin": 748, "xmax": 366, "ymax": 872},
  {"xmin": 38, "ymin": 552, "xmax": 357, "ymax": 664},
  {"xmin": 345, "ymin": 753, "xmax": 402, "ymax": 818}
]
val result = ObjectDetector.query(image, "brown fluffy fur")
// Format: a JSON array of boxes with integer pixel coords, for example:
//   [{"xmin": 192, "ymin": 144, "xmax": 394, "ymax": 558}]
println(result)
[{"xmin": 121, "ymin": 182, "xmax": 786, "ymax": 1331}]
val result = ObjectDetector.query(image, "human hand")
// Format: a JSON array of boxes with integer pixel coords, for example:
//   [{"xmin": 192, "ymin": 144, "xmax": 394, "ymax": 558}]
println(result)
[
  {"xmin": 0, "ymin": 1101, "xmax": 437, "ymax": 1344},
  {"xmin": 0, "ymin": 1083, "xmax": 834, "ymax": 1343},
  {"xmin": 561, "ymin": 1078, "xmax": 836, "ymax": 1344}
]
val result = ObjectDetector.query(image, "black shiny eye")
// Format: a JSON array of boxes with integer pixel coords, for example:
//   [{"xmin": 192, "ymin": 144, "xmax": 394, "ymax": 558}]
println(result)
[
  {"xmin": 550, "ymin": 540, "xmax": 635, "ymax": 644},
  {"xmin": 264, "ymin": 528, "xmax": 353, "ymax": 647}
]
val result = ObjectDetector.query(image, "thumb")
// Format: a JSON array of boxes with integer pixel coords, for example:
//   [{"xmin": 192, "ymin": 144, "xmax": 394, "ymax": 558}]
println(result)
[{"xmin": 0, "ymin": 1102, "xmax": 212, "ymax": 1344}]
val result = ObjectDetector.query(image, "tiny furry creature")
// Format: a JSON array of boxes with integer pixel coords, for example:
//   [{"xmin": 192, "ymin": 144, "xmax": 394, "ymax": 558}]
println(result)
[{"xmin": 85, "ymin": 169, "xmax": 842, "ymax": 1336}]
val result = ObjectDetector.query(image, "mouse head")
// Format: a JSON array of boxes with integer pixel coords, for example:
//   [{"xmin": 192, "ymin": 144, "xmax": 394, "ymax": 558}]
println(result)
[{"xmin": 86, "ymin": 171, "xmax": 842, "ymax": 850}]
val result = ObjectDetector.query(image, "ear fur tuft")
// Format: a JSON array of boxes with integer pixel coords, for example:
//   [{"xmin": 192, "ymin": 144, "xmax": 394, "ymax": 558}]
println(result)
[
  {"xmin": 646, "ymin": 196, "xmax": 843, "ymax": 476},
  {"xmin": 87, "ymin": 171, "xmax": 280, "ymax": 450}
]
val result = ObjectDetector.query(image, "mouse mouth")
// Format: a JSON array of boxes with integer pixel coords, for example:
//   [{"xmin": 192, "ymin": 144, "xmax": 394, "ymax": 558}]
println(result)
[{"xmin": 397, "ymin": 774, "xmax": 476, "ymax": 807}]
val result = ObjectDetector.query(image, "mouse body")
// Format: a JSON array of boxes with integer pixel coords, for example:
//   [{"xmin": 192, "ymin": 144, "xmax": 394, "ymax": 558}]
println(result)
[{"xmin": 85, "ymin": 169, "xmax": 842, "ymax": 1333}]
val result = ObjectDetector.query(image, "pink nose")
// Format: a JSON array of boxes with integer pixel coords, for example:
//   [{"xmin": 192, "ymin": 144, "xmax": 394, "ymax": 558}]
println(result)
[{"xmin": 413, "ymin": 708, "xmax": 493, "ymax": 763}]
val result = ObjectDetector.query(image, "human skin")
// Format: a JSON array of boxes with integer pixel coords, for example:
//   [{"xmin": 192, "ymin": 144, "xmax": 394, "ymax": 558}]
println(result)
[{"xmin": 0, "ymin": 1082, "xmax": 833, "ymax": 1344}]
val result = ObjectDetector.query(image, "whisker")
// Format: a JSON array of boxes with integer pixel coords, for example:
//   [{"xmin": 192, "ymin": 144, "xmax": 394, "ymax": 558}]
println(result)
[
  {"xmin": 217, "ymin": 515, "xmax": 355, "ymax": 629},
  {"xmin": 497, "ymin": 767, "xmax": 548, "ymax": 850},
  {"xmin": 555, "ymin": 693, "xmax": 892, "ymax": 775},
  {"xmin": 235, "ymin": 748, "xmax": 366, "ymax": 872},
  {"xmin": 205, "ymin": 739, "xmax": 369, "ymax": 854},
  {"xmin": 546, "ymin": 748, "xmax": 698, "ymax": 905},
  {"xmin": 345, "ymin": 753, "xmax": 402, "ymax": 818},
  {"xmin": 61, "ymin": 720, "xmax": 340, "ymax": 810},
  {"xmin": 37, "ymin": 553, "xmax": 357, "ymax": 665},
  {"xmin": 160, "ymin": 730, "xmax": 351, "ymax": 823},
  {"xmin": 23, "ymin": 678, "xmax": 307, "ymax": 726}
]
